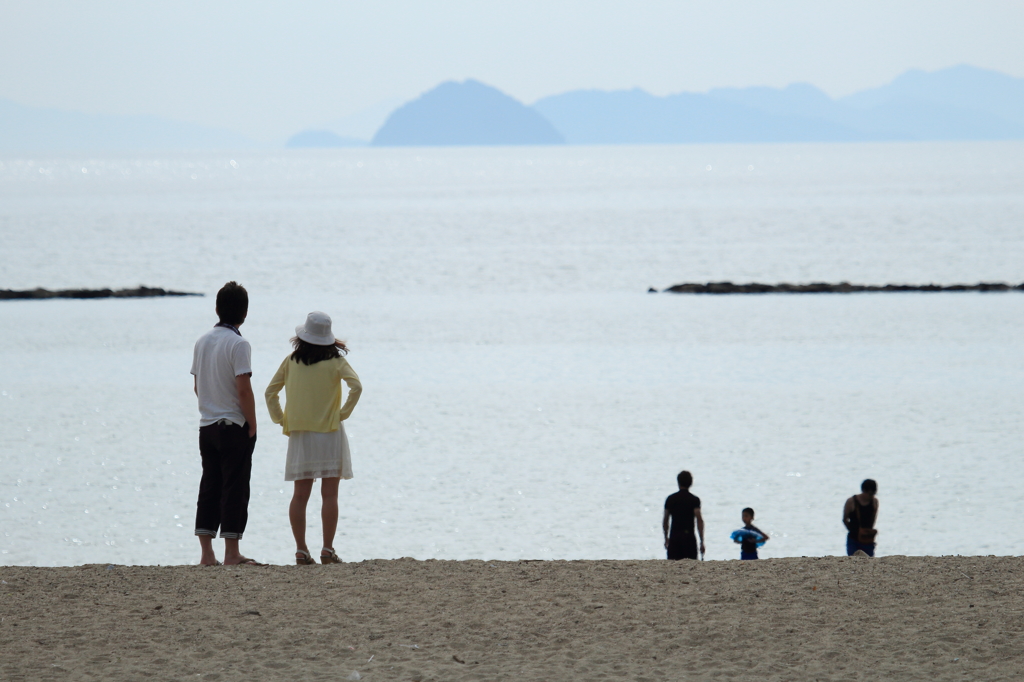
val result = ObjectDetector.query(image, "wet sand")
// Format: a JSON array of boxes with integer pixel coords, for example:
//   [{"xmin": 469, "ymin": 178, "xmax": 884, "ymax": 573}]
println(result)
[{"xmin": 2, "ymin": 555, "xmax": 1022, "ymax": 681}]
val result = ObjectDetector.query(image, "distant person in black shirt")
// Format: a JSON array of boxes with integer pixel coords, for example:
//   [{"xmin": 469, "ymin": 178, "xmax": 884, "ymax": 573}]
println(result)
[
  {"xmin": 843, "ymin": 478, "xmax": 879, "ymax": 556},
  {"xmin": 663, "ymin": 470, "xmax": 705, "ymax": 560}
]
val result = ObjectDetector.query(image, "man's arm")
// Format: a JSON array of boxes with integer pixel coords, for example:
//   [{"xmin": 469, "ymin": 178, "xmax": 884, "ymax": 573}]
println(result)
[
  {"xmin": 843, "ymin": 497, "xmax": 856, "ymax": 532},
  {"xmin": 194, "ymin": 376, "xmax": 198, "ymax": 396},
  {"xmin": 662, "ymin": 509, "xmax": 671, "ymax": 549},
  {"xmin": 236, "ymin": 373, "xmax": 257, "ymax": 437},
  {"xmin": 695, "ymin": 508, "xmax": 706, "ymax": 555}
]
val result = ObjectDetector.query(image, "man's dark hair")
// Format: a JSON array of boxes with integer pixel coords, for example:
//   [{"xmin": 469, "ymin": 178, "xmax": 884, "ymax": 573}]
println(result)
[
  {"xmin": 216, "ymin": 281, "xmax": 248, "ymax": 326},
  {"xmin": 677, "ymin": 470, "xmax": 693, "ymax": 488},
  {"xmin": 861, "ymin": 478, "xmax": 878, "ymax": 494},
  {"xmin": 742, "ymin": 507, "xmax": 755, "ymax": 517}
]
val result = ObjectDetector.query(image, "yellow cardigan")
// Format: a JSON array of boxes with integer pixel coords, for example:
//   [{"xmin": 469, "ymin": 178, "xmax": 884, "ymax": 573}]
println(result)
[{"xmin": 264, "ymin": 355, "xmax": 362, "ymax": 435}]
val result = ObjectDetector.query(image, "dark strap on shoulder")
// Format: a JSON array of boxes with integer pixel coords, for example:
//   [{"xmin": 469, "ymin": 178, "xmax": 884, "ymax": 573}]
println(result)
[{"xmin": 215, "ymin": 322, "xmax": 241, "ymax": 336}]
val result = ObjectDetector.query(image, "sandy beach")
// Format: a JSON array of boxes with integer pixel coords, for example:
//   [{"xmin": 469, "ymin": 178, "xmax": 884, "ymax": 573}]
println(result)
[{"xmin": 1, "ymin": 555, "xmax": 1021, "ymax": 681}]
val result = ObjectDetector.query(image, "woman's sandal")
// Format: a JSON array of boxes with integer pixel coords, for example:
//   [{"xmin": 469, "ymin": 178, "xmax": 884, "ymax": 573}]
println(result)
[
  {"xmin": 295, "ymin": 549, "xmax": 317, "ymax": 565},
  {"xmin": 320, "ymin": 548, "xmax": 342, "ymax": 564}
]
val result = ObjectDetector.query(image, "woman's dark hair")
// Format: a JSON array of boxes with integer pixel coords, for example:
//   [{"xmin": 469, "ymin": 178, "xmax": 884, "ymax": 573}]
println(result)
[
  {"xmin": 677, "ymin": 470, "xmax": 693, "ymax": 488},
  {"xmin": 291, "ymin": 336, "xmax": 349, "ymax": 365},
  {"xmin": 216, "ymin": 281, "xmax": 248, "ymax": 326}
]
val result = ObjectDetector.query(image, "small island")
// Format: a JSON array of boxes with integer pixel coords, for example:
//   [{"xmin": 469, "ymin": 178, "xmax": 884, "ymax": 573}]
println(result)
[
  {"xmin": 658, "ymin": 281, "xmax": 1024, "ymax": 294},
  {"xmin": 371, "ymin": 79, "xmax": 565, "ymax": 147},
  {"xmin": 0, "ymin": 286, "xmax": 203, "ymax": 300}
]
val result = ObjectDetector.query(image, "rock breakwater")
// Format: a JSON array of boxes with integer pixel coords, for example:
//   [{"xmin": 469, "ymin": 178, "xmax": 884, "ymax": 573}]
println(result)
[
  {"xmin": 660, "ymin": 281, "xmax": 1024, "ymax": 294},
  {"xmin": 0, "ymin": 286, "xmax": 203, "ymax": 300}
]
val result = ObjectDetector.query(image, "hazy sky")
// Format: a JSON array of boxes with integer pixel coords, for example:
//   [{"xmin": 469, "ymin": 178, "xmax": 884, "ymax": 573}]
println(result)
[{"xmin": 2, "ymin": 1, "xmax": 1022, "ymax": 141}]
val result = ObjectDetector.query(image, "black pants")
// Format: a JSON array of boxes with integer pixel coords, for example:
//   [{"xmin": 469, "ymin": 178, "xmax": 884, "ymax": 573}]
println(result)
[
  {"xmin": 195, "ymin": 422, "xmax": 255, "ymax": 539},
  {"xmin": 667, "ymin": 533, "xmax": 698, "ymax": 560}
]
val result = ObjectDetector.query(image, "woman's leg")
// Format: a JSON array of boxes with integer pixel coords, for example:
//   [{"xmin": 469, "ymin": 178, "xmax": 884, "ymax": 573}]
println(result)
[
  {"xmin": 290, "ymin": 479, "xmax": 314, "ymax": 555},
  {"xmin": 320, "ymin": 477, "xmax": 340, "ymax": 553}
]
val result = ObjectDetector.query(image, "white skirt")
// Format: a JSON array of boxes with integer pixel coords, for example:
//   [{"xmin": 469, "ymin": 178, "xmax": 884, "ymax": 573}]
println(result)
[{"xmin": 284, "ymin": 425, "xmax": 352, "ymax": 481}]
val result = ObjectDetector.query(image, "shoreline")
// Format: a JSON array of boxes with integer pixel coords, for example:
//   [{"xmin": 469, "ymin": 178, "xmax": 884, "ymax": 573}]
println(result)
[{"xmin": 3, "ymin": 555, "xmax": 1021, "ymax": 680}]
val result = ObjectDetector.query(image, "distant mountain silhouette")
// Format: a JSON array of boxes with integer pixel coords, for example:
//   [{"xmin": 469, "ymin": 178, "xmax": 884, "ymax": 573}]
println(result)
[
  {"xmin": 5, "ymin": 65, "xmax": 1022, "ymax": 151},
  {"xmin": 834, "ymin": 65, "xmax": 1024, "ymax": 139},
  {"xmin": 372, "ymin": 80, "xmax": 563, "ymax": 146},
  {"xmin": 840, "ymin": 65, "xmax": 1024, "ymax": 127},
  {"xmin": 533, "ymin": 65, "xmax": 1024, "ymax": 144},
  {"xmin": 705, "ymin": 83, "xmax": 841, "ymax": 119},
  {"xmin": 0, "ymin": 98, "xmax": 258, "ymax": 151},
  {"xmin": 532, "ymin": 88, "xmax": 866, "ymax": 144},
  {"xmin": 286, "ymin": 130, "xmax": 366, "ymax": 148}
]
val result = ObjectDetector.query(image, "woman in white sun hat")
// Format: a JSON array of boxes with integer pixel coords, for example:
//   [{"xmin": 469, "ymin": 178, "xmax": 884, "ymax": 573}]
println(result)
[{"xmin": 265, "ymin": 311, "xmax": 362, "ymax": 565}]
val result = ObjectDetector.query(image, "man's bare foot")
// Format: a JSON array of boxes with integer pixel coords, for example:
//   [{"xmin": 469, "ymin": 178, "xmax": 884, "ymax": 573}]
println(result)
[
  {"xmin": 224, "ymin": 556, "xmax": 266, "ymax": 566},
  {"xmin": 198, "ymin": 536, "xmax": 219, "ymax": 566}
]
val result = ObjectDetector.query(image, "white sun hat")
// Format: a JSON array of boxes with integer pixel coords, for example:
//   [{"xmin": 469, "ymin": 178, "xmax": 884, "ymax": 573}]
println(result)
[{"xmin": 295, "ymin": 311, "xmax": 336, "ymax": 346}]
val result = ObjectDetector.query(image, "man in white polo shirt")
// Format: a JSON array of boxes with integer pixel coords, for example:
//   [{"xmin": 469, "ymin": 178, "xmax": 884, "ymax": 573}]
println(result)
[{"xmin": 190, "ymin": 281, "xmax": 262, "ymax": 566}]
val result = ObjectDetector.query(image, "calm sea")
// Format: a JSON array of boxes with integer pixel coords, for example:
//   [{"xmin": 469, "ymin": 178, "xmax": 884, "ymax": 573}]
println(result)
[{"xmin": 2, "ymin": 142, "xmax": 1023, "ymax": 565}]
